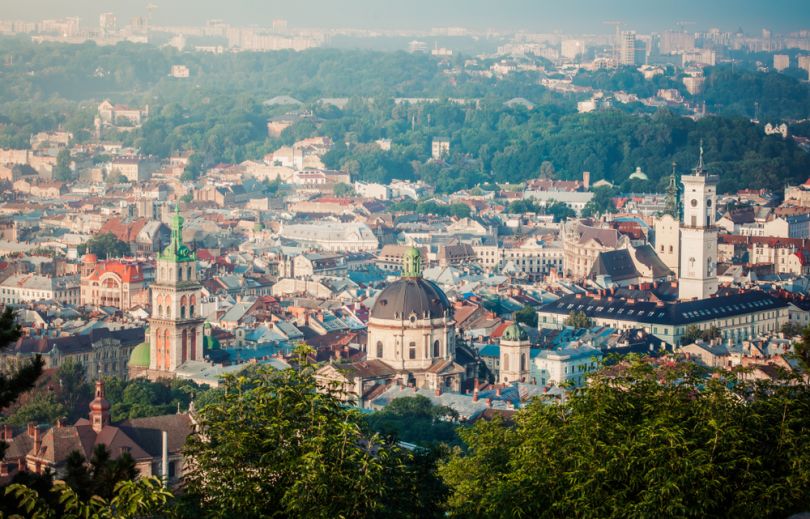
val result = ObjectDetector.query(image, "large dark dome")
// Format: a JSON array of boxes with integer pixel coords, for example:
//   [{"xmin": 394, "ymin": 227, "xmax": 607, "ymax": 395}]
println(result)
[{"xmin": 371, "ymin": 278, "xmax": 451, "ymax": 321}]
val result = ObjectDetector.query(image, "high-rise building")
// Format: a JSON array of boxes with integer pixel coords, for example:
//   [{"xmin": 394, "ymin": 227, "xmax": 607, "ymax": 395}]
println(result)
[
  {"xmin": 147, "ymin": 207, "xmax": 204, "ymax": 376},
  {"xmin": 659, "ymin": 30, "xmax": 695, "ymax": 54},
  {"xmin": 99, "ymin": 12, "xmax": 117, "ymax": 35},
  {"xmin": 619, "ymin": 31, "xmax": 638, "ymax": 66},
  {"xmin": 679, "ymin": 144, "xmax": 718, "ymax": 301},
  {"xmin": 561, "ymin": 39, "xmax": 585, "ymax": 60},
  {"xmin": 799, "ymin": 55, "xmax": 810, "ymax": 80},
  {"xmin": 774, "ymin": 54, "xmax": 790, "ymax": 71}
]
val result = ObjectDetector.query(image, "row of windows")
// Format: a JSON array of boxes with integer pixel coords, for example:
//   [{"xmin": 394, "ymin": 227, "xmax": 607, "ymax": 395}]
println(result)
[{"xmin": 375, "ymin": 340, "xmax": 442, "ymax": 359}]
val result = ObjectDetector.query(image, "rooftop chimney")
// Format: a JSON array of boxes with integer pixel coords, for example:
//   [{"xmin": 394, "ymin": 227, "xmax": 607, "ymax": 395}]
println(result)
[
  {"xmin": 3, "ymin": 425, "xmax": 11, "ymax": 442},
  {"xmin": 32, "ymin": 427, "xmax": 41, "ymax": 455},
  {"xmin": 27, "ymin": 422, "xmax": 35, "ymax": 437}
]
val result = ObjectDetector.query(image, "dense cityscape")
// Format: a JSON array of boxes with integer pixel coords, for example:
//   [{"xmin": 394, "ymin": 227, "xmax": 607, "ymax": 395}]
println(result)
[{"xmin": 0, "ymin": 1, "xmax": 808, "ymax": 517}]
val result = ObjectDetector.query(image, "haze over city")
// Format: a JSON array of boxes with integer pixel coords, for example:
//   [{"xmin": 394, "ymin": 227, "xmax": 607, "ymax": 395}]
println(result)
[
  {"xmin": 3, "ymin": 0, "xmax": 809, "ymax": 32},
  {"xmin": 0, "ymin": 0, "xmax": 809, "ymax": 517}
]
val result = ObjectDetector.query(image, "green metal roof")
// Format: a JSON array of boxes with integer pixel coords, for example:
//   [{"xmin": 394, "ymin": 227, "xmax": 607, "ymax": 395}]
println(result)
[{"xmin": 128, "ymin": 340, "xmax": 150, "ymax": 367}]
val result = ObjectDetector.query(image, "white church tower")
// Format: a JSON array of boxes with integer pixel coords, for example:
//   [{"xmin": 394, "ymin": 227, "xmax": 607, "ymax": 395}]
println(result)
[{"xmin": 679, "ymin": 142, "xmax": 718, "ymax": 300}]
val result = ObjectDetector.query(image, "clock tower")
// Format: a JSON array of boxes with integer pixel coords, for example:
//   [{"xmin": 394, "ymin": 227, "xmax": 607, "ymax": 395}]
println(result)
[
  {"xmin": 148, "ymin": 206, "xmax": 204, "ymax": 375},
  {"xmin": 679, "ymin": 143, "xmax": 718, "ymax": 300}
]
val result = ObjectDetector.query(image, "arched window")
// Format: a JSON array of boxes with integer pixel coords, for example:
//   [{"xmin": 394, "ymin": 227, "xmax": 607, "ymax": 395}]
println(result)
[
  {"xmin": 503, "ymin": 354, "xmax": 509, "ymax": 371},
  {"xmin": 157, "ymin": 305, "xmax": 163, "ymax": 318},
  {"xmin": 187, "ymin": 266, "xmax": 192, "ymax": 280},
  {"xmin": 408, "ymin": 341, "xmax": 416, "ymax": 360},
  {"xmin": 669, "ymin": 245, "xmax": 673, "ymax": 253},
  {"xmin": 180, "ymin": 295, "xmax": 187, "ymax": 319},
  {"xmin": 376, "ymin": 341, "xmax": 383, "ymax": 358},
  {"xmin": 190, "ymin": 330, "xmax": 197, "ymax": 361},
  {"xmin": 433, "ymin": 340, "xmax": 440, "ymax": 357},
  {"xmin": 163, "ymin": 329, "xmax": 171, "ymax": 369},
  {"xmin": 155, "ymin": 329, "xmax": 162, "ymax": 370},
  {"xmin": 190, "ymin": 295, "xmax": 196, "ymax": 318},
  {"xmin": 181, "ymin": 330, "xmax": 188, "ymax": 363},
  {"xmin": 521, "ymin": 353, "xmax": 527, "ymax": 372}
]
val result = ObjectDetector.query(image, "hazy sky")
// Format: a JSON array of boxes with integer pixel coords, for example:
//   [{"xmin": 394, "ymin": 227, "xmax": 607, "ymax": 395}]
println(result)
[{"xmin": 4, "ymin": 0, "xmax": 809, "ymax": 33}]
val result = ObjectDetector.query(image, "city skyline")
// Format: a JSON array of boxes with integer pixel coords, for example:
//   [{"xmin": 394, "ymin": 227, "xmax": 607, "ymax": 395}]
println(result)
[{"xmin": 3, "ymin": 0, "xmax": 809, "ymax": 34}]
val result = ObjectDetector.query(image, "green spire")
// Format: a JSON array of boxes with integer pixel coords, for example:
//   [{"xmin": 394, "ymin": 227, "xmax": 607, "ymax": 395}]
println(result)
[
  {"xmin": 664, "ymin": 161, "xmax": 680, "ymax": 219},
  {"xmin": 402, "ymin": 247, "xmax": 422, "ymax": 278},
  {"xmin": 160, "ymin": 204, "xmax": 195, "ymax": 262}
]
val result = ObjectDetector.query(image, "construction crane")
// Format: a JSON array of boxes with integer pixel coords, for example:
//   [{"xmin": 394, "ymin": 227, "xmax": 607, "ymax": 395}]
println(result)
[{"xmin": 603, "ymin": 21, "xmax": 623, "ymax": 64}]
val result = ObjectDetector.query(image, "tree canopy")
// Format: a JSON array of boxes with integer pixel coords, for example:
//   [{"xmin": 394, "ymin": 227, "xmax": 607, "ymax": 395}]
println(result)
[{"xmin": 440, "ymin": 358, "xmax": 810, "ymax": 518}]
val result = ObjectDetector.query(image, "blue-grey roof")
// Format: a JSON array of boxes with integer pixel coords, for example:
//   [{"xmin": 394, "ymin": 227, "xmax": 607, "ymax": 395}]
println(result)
[{"xmin": 540, "ymin": 290, "xmax": 786, "ymax": 327}]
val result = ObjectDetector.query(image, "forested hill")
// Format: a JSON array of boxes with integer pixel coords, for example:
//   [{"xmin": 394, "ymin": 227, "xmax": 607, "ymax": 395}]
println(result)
[{"xmin": 0, "ymin": 37, "xmax": 808, "ymax": 194}]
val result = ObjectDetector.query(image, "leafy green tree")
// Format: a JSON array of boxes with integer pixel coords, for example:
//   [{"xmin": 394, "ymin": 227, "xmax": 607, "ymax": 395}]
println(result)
[
  {"xmin": 183, "ymin": 353, "xmax": 430, "ymax": 518},
  {"xmin": 333, "ymin": 182, "xmax": 355, "ymax": 197},
  {"xmin": 514, "ymin": 305, "xmax": 538, "ymax": 328},
  {"xmin": 792, "ymin": 325, "xmax": 810, "ymax": 372},
  {"xmin": 440, "ymin": 358, "xmax": 810, "ymax": 518},
  {"xmin": 57, "ymin": 360, "xmax": 89, "ymax": 420},
  {"xmin": 582, "ymin": 186, "xmax": 618, "ymax": 218},
  {"xmin": 0, "ymin": 307, "xmax": 44, "ymax": 454},
  {"xmin": 5, "ymin": 477, "xmax": 172, "ymax": 519},
  {"xmin": 782, "ymin": 321, "xmax": 804, "ymax": 338},
  {"xmin": 65, "ymin": 444, "xmax": 138, "ymax": 501},
  {"xmin": 6, "ymin": 391, "xmax": 66, "ymax": 427},
  {"xmin": 563, "ymin": 310, "xmax": 592, "ymax": 329},
  {"xmin": 53, "ymin": 148, "xmax": 73, "ymax": 182},
  {"xmin": 545, "ymin": 200, "xmax": 575, "ymax": 222},
  {"xmin": 82, "ymin": 233, "xmax": 130, "ymax": 259},
  {"xmin": 680, "ymin": 325, "xmax": 721, "ymax": 346},
  {"xmin": 366, "ymin": 395, "xmax": 460, "ymax": 447}
]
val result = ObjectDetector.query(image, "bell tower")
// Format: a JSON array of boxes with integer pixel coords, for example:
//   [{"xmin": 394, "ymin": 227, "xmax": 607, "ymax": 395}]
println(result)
[
  {"xmin": 679, "ymin": 142, "xmax": 718, "ymax": 300},
  {"xmin": 499, "ymin": 323, "xmax": 531, "ymax": 384},
  {"xmin": 148, "ymin": 206, "xmax": 204, "ymax": 374}
]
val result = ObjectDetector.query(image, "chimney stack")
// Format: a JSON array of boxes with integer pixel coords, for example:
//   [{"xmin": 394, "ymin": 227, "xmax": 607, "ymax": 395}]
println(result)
[
  {"xmin": 582, "ymin": 171, "xmax": 590, "ymax": 190},
  {"xmin": 32, "ymin": 426, "xmax": 41, "ymax": 454},
  {"xmin": 496, "ymin": 386, "xmax": 502, "ymax": 397},
  {"xmin": 435, "ymin": 387, "xmax": 442, "ymax": 396},
  {"xmin": 3, "ymin": 424, "xmax": 11, "ymax": 441},
  {"xmin": 27, "ymin": 422, "xmax": 35, "ymax": 437}
]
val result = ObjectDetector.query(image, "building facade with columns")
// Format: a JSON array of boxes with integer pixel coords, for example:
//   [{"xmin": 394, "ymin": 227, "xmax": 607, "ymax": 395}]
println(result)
[{"xmin": 315, "ymin": 247, "xmax": 477, "ymax": 406}]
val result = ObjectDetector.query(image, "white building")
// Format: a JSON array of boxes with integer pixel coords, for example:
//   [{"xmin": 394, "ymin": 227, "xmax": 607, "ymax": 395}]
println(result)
[
  {"xmin": 532, "ymin": 344, "xmax": 602, "ymax": 387},
  {"xmin": 679, "ymin": 149, "xmax": 718, "ymax": 301},
  {"xmin": 473, "ymin": 239, "xmax": 564, "ymax": 278},
  {"xmin": 279, "ymin": 222, "xmax": 379, "ymax": 252},
  {"xmin": 0, "ymin": 274, "xmax": 80, "ymax": 305}
]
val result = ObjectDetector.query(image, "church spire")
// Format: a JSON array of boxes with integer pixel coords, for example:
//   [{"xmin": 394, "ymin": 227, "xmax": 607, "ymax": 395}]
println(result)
[
  {"xmin": 665, "ymin": 161, "xmax": 680, "ymax": 218},
  {"xmin": 160, "ymin": 204, "xmax": 195, "ymax": 263}
]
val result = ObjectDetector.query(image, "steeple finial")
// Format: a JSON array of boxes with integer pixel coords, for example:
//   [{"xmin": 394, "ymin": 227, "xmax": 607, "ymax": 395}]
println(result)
[{"xmin": 696, "ymin": 139, "xmax": 705, "ymax": 174}]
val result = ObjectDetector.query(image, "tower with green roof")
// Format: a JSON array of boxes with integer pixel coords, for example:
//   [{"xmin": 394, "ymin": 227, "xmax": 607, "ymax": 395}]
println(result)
[
  {"xmin": 147, "ymin": 204, "xmax": 204, "ymax": 375},
  {"xmin": 499, "ymin": 322, "xmax": 531, "ymax": 384}
]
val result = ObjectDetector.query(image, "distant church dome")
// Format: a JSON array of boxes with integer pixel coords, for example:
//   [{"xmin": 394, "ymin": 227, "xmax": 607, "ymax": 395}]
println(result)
[
  {"xmin": 129, "ymin": 340, "xmax": 150, "ymax": 368},
  {"xmin": 370, "ymin": 247, "xmax": 451, "ymax": 322},
  {"xmin": 502, "ymin": 322, "xmax": 528, "ymax": 342}
]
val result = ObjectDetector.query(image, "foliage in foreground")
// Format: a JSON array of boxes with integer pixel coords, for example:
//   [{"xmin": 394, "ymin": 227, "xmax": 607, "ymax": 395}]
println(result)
[
  {"xmin": 440, "ymin": 358, "xmax": 810, "ymax": 518},
  {"xmin": 4, "ymin": 476, "xmax": 172, "ymax": 519},
  {"xmin": 183, "ymin": 357, "xmax": 445, "ymax": 518}
]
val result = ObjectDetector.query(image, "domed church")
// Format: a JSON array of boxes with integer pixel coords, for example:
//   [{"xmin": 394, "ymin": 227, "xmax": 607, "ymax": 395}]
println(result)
[{"xmin": 316, "ymin": 247, "xmax": 476, "ymax": 405}]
